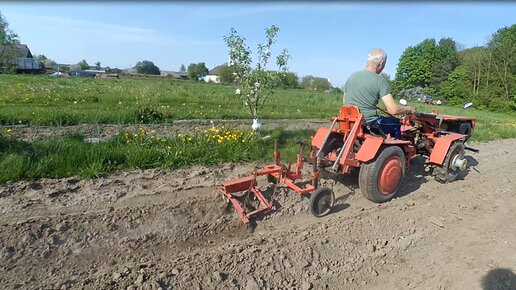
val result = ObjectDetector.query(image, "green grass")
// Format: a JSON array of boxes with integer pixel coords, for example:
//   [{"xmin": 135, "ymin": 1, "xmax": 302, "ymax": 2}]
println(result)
[
  {"xmin": 0, "ymin": 124, "xmax": 316, "ymax": 183},
  {"xmin": 0, "ymin": 74, "xmax": 341, "ymax": 125},
  {"xmin": 1, "ymin": 75, "xmax": 514, "ymax": 142}
]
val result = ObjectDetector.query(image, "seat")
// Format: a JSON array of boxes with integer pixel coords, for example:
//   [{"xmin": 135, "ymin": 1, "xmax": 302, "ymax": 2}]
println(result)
[{"xmin": 337, "ymin": 106, "xmax": 364, "ymax": 136}]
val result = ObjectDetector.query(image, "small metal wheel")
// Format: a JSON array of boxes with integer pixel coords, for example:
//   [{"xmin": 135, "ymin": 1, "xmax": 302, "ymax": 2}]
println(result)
[
  {"xmin": 309, "ymin": 187, "xmax": 335, "ymax": 217},
  {"xmin": 433, "ymin": 142, "xmax": 466, "ymax": 183}
]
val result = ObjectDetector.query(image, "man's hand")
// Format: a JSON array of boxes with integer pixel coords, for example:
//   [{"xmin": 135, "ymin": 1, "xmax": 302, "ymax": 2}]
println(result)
[{"xmin": 382, "ymin": 94, "xmax": 414, "ymax": 115}]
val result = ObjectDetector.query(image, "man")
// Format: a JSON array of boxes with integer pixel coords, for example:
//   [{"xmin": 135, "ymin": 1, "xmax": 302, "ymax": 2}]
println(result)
[{"xmin": 343, "ymin": 48, "xmax": 414, "ymax": 137}]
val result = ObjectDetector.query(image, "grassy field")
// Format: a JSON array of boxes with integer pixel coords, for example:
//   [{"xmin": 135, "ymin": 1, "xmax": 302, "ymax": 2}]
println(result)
[
  {"xmin": 0, "ymin": 74, "xmax": 515, "ymax": 183},
  {"xmin": 0, "ymin": 74, "xmax": 341, "ymax": 125}
]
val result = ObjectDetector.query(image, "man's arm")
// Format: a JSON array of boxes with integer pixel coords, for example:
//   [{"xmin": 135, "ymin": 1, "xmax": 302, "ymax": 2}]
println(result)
[{"xmin": 381, "ymin": 94, "xmax": 414, "ymax": 115}]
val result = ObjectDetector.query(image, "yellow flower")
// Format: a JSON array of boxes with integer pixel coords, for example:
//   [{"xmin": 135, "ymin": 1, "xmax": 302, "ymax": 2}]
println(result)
[{"xmin": 5, "ymin": 129, "xmax": 13, "ymax": 133}]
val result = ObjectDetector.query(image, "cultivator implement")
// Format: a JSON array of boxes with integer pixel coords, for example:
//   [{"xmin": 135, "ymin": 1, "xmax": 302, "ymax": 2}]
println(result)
[{"xmin": 219, "ymin": 141, "xmax": 330, "ymax": 223}]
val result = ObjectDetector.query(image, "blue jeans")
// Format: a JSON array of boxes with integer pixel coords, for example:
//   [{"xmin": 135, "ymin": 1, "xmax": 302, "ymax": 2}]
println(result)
[{"xmin": 365, "ymin": 116, "xmax": 401, "ymax": 139}]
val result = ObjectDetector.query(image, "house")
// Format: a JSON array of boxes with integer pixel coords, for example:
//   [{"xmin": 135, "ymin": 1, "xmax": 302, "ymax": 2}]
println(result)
[
  {"xmin": 0, "ymin": 44, "xmax": 45, "ymax": 73},
  {"xmin": 204, "ymin": 65, "xmax": 227, "ymax": 83}
]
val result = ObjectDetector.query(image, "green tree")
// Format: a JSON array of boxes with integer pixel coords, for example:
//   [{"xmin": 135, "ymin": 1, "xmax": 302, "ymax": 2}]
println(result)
[
  {"xmin": 218, "ymin": 64, "xmax": 236, "ymax": 84},
  {"xmin": 393, "ymin": 39, "xmax": 437, "ymax": 93},
  {"xmin": 429, "ymin": 38, "xmax": 459, "ymax": 92},
  {"xmin": 134, "ymin": 60, "xmax": 160, "ymax": 75},
  {"xmin": 488, "ymin": 24, "xmax": 516, "ymax": 100},
  {"xmin": 95, "ymin": 61, "xmax": 101, "ymax": 70},
  {"xmin": 35, "ymin": 54, "xmax": 57, "ymax": 68},
  {"xmin": 394, "ymin": 37, "xmax": 460, "ymax": 98},
  {"xmin": 179, "ymin": 64, "xmax": 186, "ymax": 72},
  {"xmin": 78, "ymin": 59, "xmax": 89, "ymax": 70},
  {"xmin": 299, "ymin": 75, "xmax": 330, "ymax": 91},
  {"xmin": 0, "ymin": 12, "xmax": 20, "ymax": 72},
  {"xmin": 277, "ymin": 72, "xmax": 298, "ymax": 89},
  {"xmin": 187, "ymin": 62, "xmax": 208, "ymax": 81},
  {"xmin": 60, "ymin": 64, "xmax": 70, "ymax": 72},
  {"xmin": 224, "ymin": 25, "xmax": 290, "ymax": 125}
]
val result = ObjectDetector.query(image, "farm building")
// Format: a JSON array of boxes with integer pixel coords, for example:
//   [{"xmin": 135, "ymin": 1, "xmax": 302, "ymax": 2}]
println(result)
[
  {"xmin": 0, "ymin": 44, "xmax": 45, "ymax": 73},
  {"xmin": 205, "ymin": 65, "xmax": 227, "ymax": 83}
]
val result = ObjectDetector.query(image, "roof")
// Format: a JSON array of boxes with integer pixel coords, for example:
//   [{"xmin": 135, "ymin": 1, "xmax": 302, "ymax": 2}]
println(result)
[
  {"xmin": 208, "ymin": 64, "xmax": 228, "ymax": 75},
  {"xmin": 16, "ymin": 44, "xmax": 33, "ymax": 58},
  {"xmin": 0, "ymin": 44, "xmax": 33, "ymax": 59}
]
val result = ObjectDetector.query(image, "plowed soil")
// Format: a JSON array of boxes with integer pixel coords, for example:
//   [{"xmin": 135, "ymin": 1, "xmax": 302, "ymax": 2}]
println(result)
[{"xmin": 0, "ymin": 125, "xmax": 515, "ymax": 289}]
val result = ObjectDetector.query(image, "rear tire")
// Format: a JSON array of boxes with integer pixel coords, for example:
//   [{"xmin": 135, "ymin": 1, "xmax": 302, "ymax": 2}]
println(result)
[{"xmin": 359, "ymin": 146, "xmax": 406, "ymax": 203}]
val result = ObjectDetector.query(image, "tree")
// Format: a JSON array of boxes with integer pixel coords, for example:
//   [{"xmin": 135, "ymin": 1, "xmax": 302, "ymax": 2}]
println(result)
[
  {"xmin": 179, "ymin": 64, "xmax": 186, "ymax": 72},
  {"xmin": 429, "ymin": 38, "xmax": 459, "ymax": 92},
  {"xmin": 36, "ymin": 54, "xmax": 57, "ymax": 68},
  {"xmin": 488, "ymin": 24, "xmax": 516, "ymax": 100},
  {"xmin": 134, "ymin": 60, "xmax": 160, "ymax": 75},
  {"xmin": 393, "ymin": 39, "xmax": 437, "ymax": 93},
  {"xmin": 394, "ymin": 37, "xmax": 460, "ymax": 98},
  {"xmin": 187, "ymin": 62, "xmax": 208, "ymax": 81},
  {"xmin": 223, "ymin": 25, "xmax": 290, "ymax": 126},
  {"xmin": 277, "ymin": 72, "xmax": 298, "ymax": 89},
  {"xmin": 0, "ymin": 12, "xmax": 20, "ymax": 72},
  {"xmin": 299, "ymin": 75, "xmax": 330, "ymax": 91},
  {"xmin": 95, "ymin": 61, "xmax": 101, "ymax": 70},
  {"xmin": 218, "ymin": 64, "xmax": 236, "ymax": 84},
  {"xmin": 78, "ymin": 59, "xmax": 89, "ymax": 70}
]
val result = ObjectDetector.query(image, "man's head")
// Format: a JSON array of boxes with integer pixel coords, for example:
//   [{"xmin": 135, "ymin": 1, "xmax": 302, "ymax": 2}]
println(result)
[{"xmin": 366, "ymin": 48, "xmax": 387, "ymax": 74}]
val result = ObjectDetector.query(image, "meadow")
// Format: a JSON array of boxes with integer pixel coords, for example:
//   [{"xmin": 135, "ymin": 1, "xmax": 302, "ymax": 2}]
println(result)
[
  {"xmin": 0, "ymin": 74, "xmax": 341, "ymax": 125},
  {"xmin": 0, "ymin": 74, "xmax": 515, "ymax": 183}
]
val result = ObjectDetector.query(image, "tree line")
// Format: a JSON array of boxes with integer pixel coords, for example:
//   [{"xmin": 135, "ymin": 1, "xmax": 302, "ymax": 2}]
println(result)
[{"xmin": 393, "ymin": 24, "xmax": 515, "ymax": 112}]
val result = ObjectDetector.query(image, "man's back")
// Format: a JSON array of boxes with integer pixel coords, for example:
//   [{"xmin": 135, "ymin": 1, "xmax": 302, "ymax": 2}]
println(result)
[{"xmin": 343, "ymin": 70, "xmax": 391, "ymax": 122}]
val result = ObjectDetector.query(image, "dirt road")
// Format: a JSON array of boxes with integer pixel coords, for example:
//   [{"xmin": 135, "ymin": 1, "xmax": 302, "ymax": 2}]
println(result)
[{"xmin": 0, "ymin": 137, "xmax": 515, "ymax": 290}]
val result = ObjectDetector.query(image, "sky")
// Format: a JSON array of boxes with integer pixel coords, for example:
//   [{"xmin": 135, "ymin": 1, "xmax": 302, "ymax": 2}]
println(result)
[{"xmin": 1, "ymin": 2, "xmax": 515, "ymax": 87}]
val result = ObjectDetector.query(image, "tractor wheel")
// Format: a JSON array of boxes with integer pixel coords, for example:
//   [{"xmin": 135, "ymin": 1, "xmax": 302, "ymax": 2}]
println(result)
[
  {"xmin": 448, "ymin": 122, "xmax": 472, "ymax": 141},
  {"xmin": 359, "ymin": 146, "xmax": 406, "ymax": 203},
  {"xmin": 309, "ymin": 187, "xmax": 335, "ymax": 217},
  {"xmin": 319, "ymin": 133, "xmax": 343, "ymax": 156},
  {"xmin": 433, "ymin": 142, "xmax": 466, "ymax": 183}
]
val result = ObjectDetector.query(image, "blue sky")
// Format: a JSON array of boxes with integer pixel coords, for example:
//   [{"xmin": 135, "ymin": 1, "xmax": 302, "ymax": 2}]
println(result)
[{"xmin": 1, "ymin": 2, "xmax": 515, "ymax": 87}]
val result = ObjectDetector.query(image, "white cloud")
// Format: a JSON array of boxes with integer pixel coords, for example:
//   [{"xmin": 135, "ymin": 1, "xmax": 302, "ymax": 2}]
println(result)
[{"xmin": 6, "ymin": 12, "xmax": 161, "ymax": 44}]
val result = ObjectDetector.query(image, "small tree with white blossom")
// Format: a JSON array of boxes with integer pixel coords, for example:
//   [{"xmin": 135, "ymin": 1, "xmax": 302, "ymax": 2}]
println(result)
[{"xmin": 224, "ymin": 25, "xmax": 290, "ymax": 130}]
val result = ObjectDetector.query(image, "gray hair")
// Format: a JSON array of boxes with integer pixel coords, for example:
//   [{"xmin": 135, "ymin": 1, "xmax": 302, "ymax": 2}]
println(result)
[{"xmin": 367, "ymin": 48, "xmax": 387, "ymax": 65}]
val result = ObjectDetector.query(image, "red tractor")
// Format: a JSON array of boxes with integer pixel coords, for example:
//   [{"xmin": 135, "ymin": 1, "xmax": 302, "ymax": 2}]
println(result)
[{"xmin": 219, "ymin": 104, "xmax": 476, "ymax": 223}]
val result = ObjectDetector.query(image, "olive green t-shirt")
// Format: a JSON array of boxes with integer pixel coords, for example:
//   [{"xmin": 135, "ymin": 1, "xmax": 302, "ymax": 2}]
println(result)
[{"xmin": 343, "ymin": 70, "xmax": 391, "ymax": 122}]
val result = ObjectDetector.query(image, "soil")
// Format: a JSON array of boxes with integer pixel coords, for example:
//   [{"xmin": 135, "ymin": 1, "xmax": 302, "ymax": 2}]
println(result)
[{"xmin": 0, "ymin": 121, "xmax": 515, "ymax": 290}]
